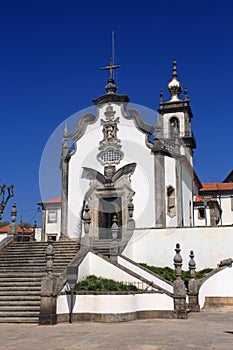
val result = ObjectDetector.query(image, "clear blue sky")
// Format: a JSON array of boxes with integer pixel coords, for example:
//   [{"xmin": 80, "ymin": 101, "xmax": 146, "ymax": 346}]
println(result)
[{"xmin": 0, "ymin": 0, "xmax": 232, "ymax": 224}]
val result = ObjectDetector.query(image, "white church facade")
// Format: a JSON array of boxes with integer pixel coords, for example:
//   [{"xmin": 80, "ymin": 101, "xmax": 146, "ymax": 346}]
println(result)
[{"xmin": 40, "ymin": 60, "xmax": 233, "ymax": 268}]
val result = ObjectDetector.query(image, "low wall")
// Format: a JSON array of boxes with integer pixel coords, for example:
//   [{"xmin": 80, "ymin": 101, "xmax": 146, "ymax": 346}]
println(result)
[
  {"xmin": 123, "ymin": 226, "xmax": 233, "ymax": 269},
  {"xmin": 199, "ymin": 266, "xmax": 233, "ymax": 309},
  {"xmin": 57, "ymin": 292, "xmax": 174, "ymax": 322},
  {"xmin": 78, "ymin": 252, "xmax": 147, "ymax": 287}
]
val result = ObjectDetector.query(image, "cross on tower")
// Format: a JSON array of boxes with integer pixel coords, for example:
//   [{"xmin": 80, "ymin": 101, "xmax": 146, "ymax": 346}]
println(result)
[{"xmin": 101, "ymin": 58, "xmax": 121, "ymax": 80}]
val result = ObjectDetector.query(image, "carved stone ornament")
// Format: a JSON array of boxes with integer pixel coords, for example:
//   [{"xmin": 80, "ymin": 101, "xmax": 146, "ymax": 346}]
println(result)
[{"xmin": 97, "ymin": 103, "xmax": 124, "ymax": 165}]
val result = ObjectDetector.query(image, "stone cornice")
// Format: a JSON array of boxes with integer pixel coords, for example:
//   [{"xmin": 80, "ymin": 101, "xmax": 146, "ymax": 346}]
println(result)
[
  {"xmin": 127, "ymin": 109, "xmax": 155, "ymax": 135},
  {"xmin": 158, "ymin": 101, "xmax": 193, "ymax": 119},
  {"xmin": 70, "ymin": 113, "xmax": 96, "ymax": 143},
  {"xmin": 92, "ymin": 93, "xmax": 130, "ymax": 105}
]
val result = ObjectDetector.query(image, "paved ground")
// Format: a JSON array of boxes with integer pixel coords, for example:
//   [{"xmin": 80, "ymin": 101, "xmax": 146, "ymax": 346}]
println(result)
[{"xmin": 1, "ymin": 312, "xmax": 233, "ymax": 349}]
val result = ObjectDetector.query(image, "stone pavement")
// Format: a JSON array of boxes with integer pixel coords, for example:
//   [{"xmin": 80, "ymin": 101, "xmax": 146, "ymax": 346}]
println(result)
[{"xmin": 1, "ymin": 312, "xmax": 233, "ymax": 350}]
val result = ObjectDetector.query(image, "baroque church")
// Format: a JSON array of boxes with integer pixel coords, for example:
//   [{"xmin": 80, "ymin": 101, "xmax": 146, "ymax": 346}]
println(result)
[
  {"xmin": 1, "ymin": 59, "xmax": 233, "ymax": 324},
  {"xmin": 41, "ymin": 59, "xmax": 233, "ymax": 246}
]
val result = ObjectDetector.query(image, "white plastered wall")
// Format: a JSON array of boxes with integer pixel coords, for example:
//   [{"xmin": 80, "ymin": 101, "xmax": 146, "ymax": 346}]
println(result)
[
  {"xmin": 220, "ymin": 197, "xmax": 233, "ymax": 225},
  {"xmin": 181, "ymin": 163, "xmax": 194, "ymax": 226},
  {"xmin": 57, "ymin": 293, "xmax": 173, "ymax": 315},
  {"xmin": 123, "ymin": 226, "xmax": 233, "ymax": 269}
]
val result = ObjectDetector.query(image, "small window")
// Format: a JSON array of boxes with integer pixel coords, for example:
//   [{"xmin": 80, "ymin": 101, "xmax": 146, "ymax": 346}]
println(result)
[
  {"xmin": 198, "ymin": 208, "xmax": 205, "ymax": 219},
  {"xmin": 99, "ymin": 148, "xmax": 123, "ymax": 163},
  {"xmin": 167, "ymin": 186, "xmax": 176, "ymax": 217},
  {"xmin": 47, "ymin": 210, "xmax": 57, "ymax": 223}
]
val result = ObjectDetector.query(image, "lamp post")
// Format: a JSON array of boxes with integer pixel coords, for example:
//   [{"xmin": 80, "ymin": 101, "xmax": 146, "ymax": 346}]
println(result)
[{"xmin": 67, "ymin": 265, "xmax": 78, "ymax": 323}]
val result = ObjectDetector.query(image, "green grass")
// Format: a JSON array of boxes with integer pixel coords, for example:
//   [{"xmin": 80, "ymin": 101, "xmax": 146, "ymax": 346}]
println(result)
[
  {"xmin": 140, "ymin": 263, "xmax": 212, "ymax": 283},
  {"xmin": 74, "ymin": 275, "xmax": 138, "ymax": 292}
]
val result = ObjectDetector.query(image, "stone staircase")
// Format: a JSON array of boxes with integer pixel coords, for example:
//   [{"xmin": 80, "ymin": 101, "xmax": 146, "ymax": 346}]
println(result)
[
  {"xmin": 0, "ymin": 241, "xmax": 79, "ymax": 323},
  {"xmin": 92, "ymin": 239, "xmax": 122, "ymax": 257}
]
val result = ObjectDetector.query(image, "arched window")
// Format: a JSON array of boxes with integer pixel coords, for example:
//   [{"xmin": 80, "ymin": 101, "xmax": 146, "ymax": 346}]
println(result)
[{"xmin": 169, "ymin": 117, "xmax": 179, "ymax": 138}]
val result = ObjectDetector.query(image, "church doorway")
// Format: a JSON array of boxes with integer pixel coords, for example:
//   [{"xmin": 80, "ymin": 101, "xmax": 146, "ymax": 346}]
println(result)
[{"xmin": 98, "ymin": 197, "xmax": 122, "ymax": 239}]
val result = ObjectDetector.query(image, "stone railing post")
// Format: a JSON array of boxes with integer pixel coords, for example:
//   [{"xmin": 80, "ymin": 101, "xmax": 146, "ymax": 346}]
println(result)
[
  {"xmin": 110, "ymin": 215, "xmax": 119, "ymax": 262},
  {"xmin": 8, "ymin": 202, "xmax": 18, "ymax": 235},
  {"xmin": 173, "ymin": 243, "xmax": 187, "ymax": 319},
  {"xmin": 81, "ymin": 203, "xmax": 92, "ymax": 252},
  {"xmin": 39, "ymin": 240, "xmax": 57, "ymax": 325},
  {"xmin": 188, "ymin": 250, "xmax": 200, "ymax": 312}
]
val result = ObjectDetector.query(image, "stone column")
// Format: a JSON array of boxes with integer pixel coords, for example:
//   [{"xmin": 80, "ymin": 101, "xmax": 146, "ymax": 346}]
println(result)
[
  {"xmin": 39, "ymin": 241, "xmax": 57, "ymax": 325},
  {"xmin": 173, "ymin": 243, "xmax": 187, "ymax": 319},
  {"xmin": 60, "ymin": 158, "xmax": 69, "ymax": 240},
  {"xmin": 175, "ymin": 158, "xmax": 184, "ymax": 227},
  {"xmin": 188, "ymin": 250, "xmax": 200, "ymax": 312},
  {"xmin": 60, "ymin": 125, "xmax": 70, "ymax": 240},
  {"xmin": 110, "ymin": 215, "xmax": 119, "ymax": 262},
  {"xmin": 154, "ymin": 152, "xmax": 166, "ymax": 228},
  {"xmin": 41, "ymin": 208, "xmax": 46, "ymax": 241}
]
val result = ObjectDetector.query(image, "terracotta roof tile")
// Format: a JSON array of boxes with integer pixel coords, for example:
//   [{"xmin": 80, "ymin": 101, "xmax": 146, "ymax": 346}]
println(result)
[
  {"xmin": 194, "ymin": 195, "xmax": 217, "ymax": 203},
  {"xmin": 200, "ymin": 183, "xmax": 233, "ymax": 192},
  {"xmin": 43, "ymin": 196, "xmax": 61, "ymax": 204},
  {"xmin": 0, "ymin": 225, "xmax": 32, "ymax": 233},
  {"xmin": 194, "ymin": 195, "xmax": 204, "ymax": 202}
]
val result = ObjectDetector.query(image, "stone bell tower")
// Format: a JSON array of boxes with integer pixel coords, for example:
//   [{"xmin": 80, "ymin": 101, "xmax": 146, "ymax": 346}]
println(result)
[{"xmin": 153, "ymin": 61, "xmax": 196, "ymax": 228}]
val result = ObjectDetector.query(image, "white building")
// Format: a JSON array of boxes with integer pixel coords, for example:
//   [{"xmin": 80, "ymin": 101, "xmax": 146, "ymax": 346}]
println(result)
[{"xmin": 40, "ymin": 60, "xmax": 233, "ymax": 267}]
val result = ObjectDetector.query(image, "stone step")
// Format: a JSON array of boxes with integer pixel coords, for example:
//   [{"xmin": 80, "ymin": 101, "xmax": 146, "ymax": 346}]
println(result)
[
  {"xmin": 1, "ymin": 250, "xmax": 78, "ymax": 256},
  {"xmin": 3, "ymin": 246, "xmax": 78, "ymax": 251},
  {"xmin": 0, "ymin": 277, "xmax": 42, "ymax": 282},
  {"xmin": 0, "ymin": 290, "xmax": 40, "ymax": 296},
  {"xmin": 0, "ymin": 260, "xmax": 72, "ymax": 266},
  {"xmin": 0, "ymin": 295, "xmax": 41, "ymax": 301},
  {"xmin": 0, "ymin": 311, "xmax": 39, "ymax": 317},
  {"xmin": 0, "ymin": 240, "xmax": 79, "ymax": 323},
  {"xmin": 0, "ymin": 306, "xmax": 40, "ymax": 311},
  {"xmin": 0, "ymin": 281, "xmax": 41, "ymax": 287},
  {"xmin": 0, "ymin": 317, "xmax": 38, "ymax": 323},
  {"xmin": 0, "ymin": 251, "xmax": 77, "ymax": 257},
  {"xmin": 0, "ymin": 300, "xmax": 40, "ymax": 306},
  {"xmin": 0, "ymin": 273, "xmax": 44, "ymax": 278}
]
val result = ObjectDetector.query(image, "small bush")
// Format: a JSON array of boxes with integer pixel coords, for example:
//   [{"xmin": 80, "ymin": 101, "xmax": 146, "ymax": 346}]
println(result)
[
  {"xmin": 74, "ymin": 275, "xmax": 138, "ymax": 292},
  {"xmin": 140, "ymin": 263, "xmax": 212, "ymax": 283}
]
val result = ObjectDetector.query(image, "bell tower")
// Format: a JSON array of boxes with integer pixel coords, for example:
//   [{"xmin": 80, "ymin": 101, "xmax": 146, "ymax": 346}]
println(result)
[
  {"xmin": 156, "ymin": 60, "xmax": 196, "ymax": 163},
  {"xmin": 153, "ymin": 61, "xmax": 196, "ymax": 228}
]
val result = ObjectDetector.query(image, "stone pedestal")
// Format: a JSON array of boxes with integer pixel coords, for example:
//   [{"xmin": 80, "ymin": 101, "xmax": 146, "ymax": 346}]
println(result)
[
  {"xmin": 173, "ymin": 280, "xmax": 188, "ymax": 319},
  {"xmin": 110, "ymin": 240, "xmax": 119, "ymax": 262},
  {"xmin": 173, "ymin": 243, "xmax": 187, "ymax": 319},
  {"xmin": 39, "ymin": 275, "xmax": 57, "ymax": 325},
  {"xmin": 188, "ymin": 280, "xmax": 200, "ymax": 312}
]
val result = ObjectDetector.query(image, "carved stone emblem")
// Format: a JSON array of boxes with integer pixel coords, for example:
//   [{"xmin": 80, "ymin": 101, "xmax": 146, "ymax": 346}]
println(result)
[{"xmin": 97, "ymin": 103, "xmax": 124, "ymax": 165}]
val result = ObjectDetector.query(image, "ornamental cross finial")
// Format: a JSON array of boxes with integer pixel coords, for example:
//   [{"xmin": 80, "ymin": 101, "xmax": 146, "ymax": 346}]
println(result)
[{"xmin": 101, "ymin": 57, "xmax": 121, "ymax": 80}]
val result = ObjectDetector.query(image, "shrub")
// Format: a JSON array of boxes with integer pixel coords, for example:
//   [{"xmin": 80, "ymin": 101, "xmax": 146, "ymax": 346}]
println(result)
[
  {"xmin": 140, "ymin": 263, "xmax": 212, "ymax": 283},
  {"xmin": 74, "ymin": 275, "xmax": 138, "ymax": 292}
]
